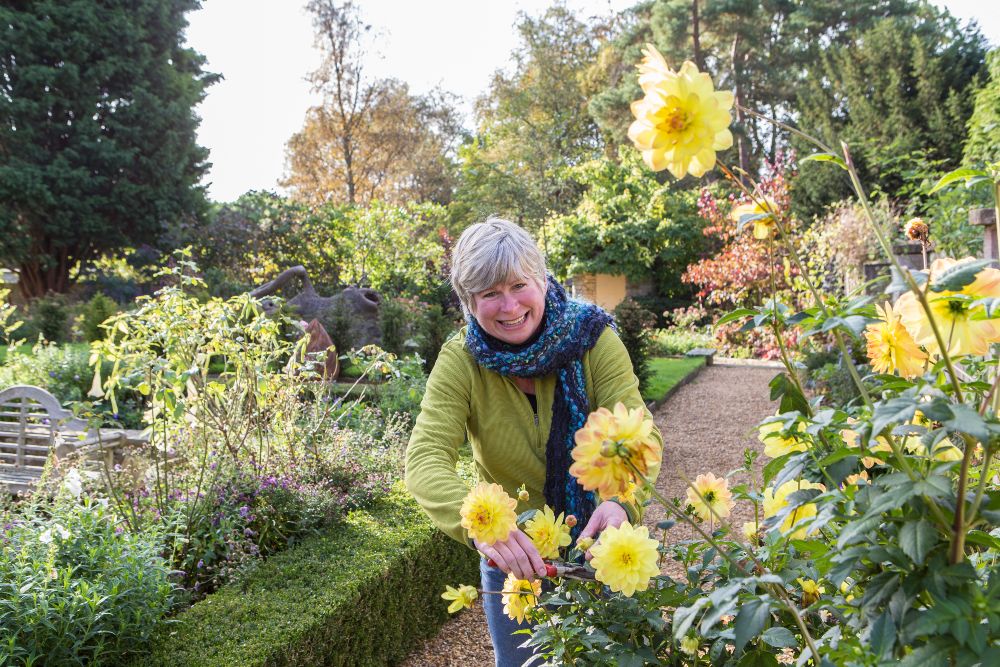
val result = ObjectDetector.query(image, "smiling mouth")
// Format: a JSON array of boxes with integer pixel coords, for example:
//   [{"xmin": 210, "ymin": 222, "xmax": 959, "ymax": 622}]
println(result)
[{"xmin": 499, "ymin": 313, "xmax": 528, "ymax": 327}]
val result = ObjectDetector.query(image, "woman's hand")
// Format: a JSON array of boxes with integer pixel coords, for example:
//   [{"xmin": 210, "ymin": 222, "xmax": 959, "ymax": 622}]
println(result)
[
  {"xmin": 578, "ymin": 502, "xmax": 628, "ymax": 560},
  {"xmin": 475, "ymin": 529, "xmax": 547, "ymax": 581}
]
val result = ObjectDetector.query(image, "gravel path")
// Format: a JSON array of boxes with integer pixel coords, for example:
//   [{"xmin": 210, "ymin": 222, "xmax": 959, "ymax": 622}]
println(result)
[{"xmin": 401, "ymin": 359, "xmax": 780, "ymax": 666}]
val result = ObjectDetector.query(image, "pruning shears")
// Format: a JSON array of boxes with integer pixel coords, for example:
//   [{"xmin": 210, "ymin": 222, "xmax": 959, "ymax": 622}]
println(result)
[{"xmin": 487, "ymin": 558, "xmax": 596, "ymax": 581}]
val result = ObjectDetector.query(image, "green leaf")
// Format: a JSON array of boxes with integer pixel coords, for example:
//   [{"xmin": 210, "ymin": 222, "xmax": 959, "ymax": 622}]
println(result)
[
  {"xmin": 898, "ymin": 639, "xmax": 952, "ymax": 667},
  {"xmin": 673, "ymin": 597, "xmax": 710, "ymax": 640},
  {"xmin": 734, "ymin": 599, "xmax": 770, "ymax": 652},
  {"xmin": 871, "ymin": 397, "xmax": 918, "ymax": 441},
  {"xmin": 768, "ymin": 372, "xmax": 810, "ymax": 415},
  {"xmin": 928, "ymin": 167, "xmax": 989, "ymax": 194},
  {"xmin": 870, "ymin": 612, "xmax": 896, "ymax": 657},
  {"xmin": 760, "ymin": 626, "xmax": 797, "ymax": 648},
  {"xmin": 930, "ymin": 259, "xmax": 995, "ymax": 292},
  {"xmin": 800, "ymin": 152, "xmax": 847, "ymax": 170},
  {"xmin": 899, "ymin": 519, "xmax": 938, "ymax": 565},
  {"xmin": 716, "ymin": 308, "xmax": 758, "ymax": 327}
]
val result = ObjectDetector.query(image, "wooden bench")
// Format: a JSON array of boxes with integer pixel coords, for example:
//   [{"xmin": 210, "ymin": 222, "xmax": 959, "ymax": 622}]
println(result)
[{"xmin": 0, "ymin": 384, "xmax": 125, "ymax": 495}]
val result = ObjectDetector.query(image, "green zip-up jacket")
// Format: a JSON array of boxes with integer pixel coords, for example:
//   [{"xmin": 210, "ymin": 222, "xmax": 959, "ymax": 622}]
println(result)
[{"xmin": 404, "ymin": 325, "xmax": 663, "ymax": 546}]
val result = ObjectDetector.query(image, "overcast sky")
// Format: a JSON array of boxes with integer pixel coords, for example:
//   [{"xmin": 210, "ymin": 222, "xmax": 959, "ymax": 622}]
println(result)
[{"xmin": 184, "ymin": 0, "xmax": 1000, "ymax": 203}]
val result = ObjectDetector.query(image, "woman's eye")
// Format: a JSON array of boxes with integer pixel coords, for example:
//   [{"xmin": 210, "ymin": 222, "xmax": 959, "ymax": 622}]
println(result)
[
  {"xmin": 482, "ymin": 291, "xmax": 498, "ymax": 299},
  {"xmin": 513, "ymin": 283, "xmax": 526, "ymax": 290}
]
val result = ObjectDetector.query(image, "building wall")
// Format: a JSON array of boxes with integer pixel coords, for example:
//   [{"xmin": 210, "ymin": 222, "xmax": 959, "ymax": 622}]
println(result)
[{"xmin": 572, "ymin": 273, "xmax": 628, "ymax": 311}]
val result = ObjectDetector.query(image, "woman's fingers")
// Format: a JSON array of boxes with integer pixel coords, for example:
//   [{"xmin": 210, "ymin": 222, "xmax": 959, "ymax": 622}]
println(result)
[{"xmin": 510, "ymin": 529, "xmax": 547, "ymax": 579}]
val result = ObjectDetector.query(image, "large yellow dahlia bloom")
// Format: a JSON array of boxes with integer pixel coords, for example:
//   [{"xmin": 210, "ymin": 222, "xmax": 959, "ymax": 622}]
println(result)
[
  {"xmin": 627, "ymin": 45, "xmax": 734, "ymax": 179},
  {"xmin": 762, "ymin": 479, "xmax": 825, "ymax": 539},
  {"xmin": 570, "ymin": 402, "xmax": 660, "ymax": 500},
  {"xmin": 896, "ymin": 257, "xmax": 1000, "ymax": 357},
  {"xmin": 460, "ymin": 482, "xmax": 517, "ymax": 545},
  {"xmin": 864, "ymin": 302, "xmax": 927, "ymax": 378},
  {"xmin": 589, "ymin": 522, "xmax": 660, "ymax": 596},
  {"xmin": 502, "ymin": 573, "xmax": 542, "ymax": 623},
  {"xmin": 524, "ymin": 505, "xmax": 572, "ymax": 559}
]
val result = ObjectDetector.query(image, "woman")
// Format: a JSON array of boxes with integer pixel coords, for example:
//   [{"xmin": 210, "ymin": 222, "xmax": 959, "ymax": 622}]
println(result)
[{"xmin": 405, "ymin": 217, "xmax": 662, "ymax": 666}]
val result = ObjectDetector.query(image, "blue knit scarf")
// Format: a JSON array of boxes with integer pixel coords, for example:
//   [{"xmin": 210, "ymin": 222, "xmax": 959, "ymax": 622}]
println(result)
[{"xmin": 465, "ymin": 275, "xmax": 613, "ymax": 537}]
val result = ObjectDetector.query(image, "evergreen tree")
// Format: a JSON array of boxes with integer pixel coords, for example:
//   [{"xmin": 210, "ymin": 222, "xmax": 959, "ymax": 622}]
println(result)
[
  {"xmin": 793, "ymin": 6, "xmax": 987, "ymax": 216},
  {"xmin": 0, "ymin": 0, "xmax": 216, "ymax": 299},
  {"xmin": 963, "ymin": 49, "xmax": 1000, "ymax": 167}
]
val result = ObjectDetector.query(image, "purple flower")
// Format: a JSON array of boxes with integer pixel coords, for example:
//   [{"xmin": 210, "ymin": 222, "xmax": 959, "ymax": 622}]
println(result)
[
  {"xmin": 197, "ymin": 559, "xmax": 204, "ymax": 569},
  {"xmin": 238, "ymin": 505, "xmax": 250, "ymax": 519}
]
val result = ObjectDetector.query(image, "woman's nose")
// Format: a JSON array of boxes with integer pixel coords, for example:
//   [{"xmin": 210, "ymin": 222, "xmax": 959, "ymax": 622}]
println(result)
[{"xmin": 500, "ymin": 293, "xmax": 518, "ymax": 312}]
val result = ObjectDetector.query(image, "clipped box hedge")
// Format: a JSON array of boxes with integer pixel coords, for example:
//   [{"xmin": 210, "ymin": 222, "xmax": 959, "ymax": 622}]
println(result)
[{"xmin": 137, "ymin": 483, "xmax": 478, "ymax": 666}]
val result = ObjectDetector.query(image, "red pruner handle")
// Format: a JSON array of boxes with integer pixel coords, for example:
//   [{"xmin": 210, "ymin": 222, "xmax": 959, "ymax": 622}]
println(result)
[{"xmin": 487, "ymin": 558, "xmax": 557, "ymax": 578}]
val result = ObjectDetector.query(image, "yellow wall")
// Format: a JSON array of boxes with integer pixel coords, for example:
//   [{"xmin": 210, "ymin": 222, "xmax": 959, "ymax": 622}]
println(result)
[{"xmin": 573, "ymin": 273, "xmax": 627, "ymax": 311}]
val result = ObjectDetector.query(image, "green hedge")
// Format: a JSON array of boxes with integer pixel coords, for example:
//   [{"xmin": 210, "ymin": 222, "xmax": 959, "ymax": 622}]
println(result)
[{"xmin": 137, "ymin": 484, "xmax": 478, "ymax": 666}]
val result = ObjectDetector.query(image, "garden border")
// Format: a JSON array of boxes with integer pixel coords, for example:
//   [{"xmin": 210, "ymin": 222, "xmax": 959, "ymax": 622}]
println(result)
[{"xmin": 136, "ymin": 484, "xmax": 478, "ymax": 667}]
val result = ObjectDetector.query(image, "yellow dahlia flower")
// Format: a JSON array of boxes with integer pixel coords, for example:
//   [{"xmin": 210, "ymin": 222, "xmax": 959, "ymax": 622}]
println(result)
[
  {"xmin": 758, "ymin": 416, "xmax": 807, "ymax": 459},
  {"xmin": 570, "ymin": 402, "xmax": 660, "ymax": 500},
  {"xmin": 762, "ymin": 480, "xmax": 825, "ymax": 539},
  {"xmin": 896, "ymin": 257, "xmax": 1000, "ymax": 357},
  {"xmin": 589, "ymin": 522, "xmax": 660, "ymax": 596},
  {"xmin": 502, "ymin": 573, "xmax": 541, "ymax": 624},
  {"xmin": 742, "ymin": 521, "xmax": 762, "ymax": 545},
  {"xmin": 797, "ymin": 578, "xmax": 826, "ymax": 605},
  {"xmin": 731, "ymin": 196, "xmax": 780, "ymax": 239},
  {"xmin": 441, "ymin": 584, "xmax": 478, "ymax": 614},
  {"xmin": 844, "ymin": 470, "xmax": 869, "ymax": 486},
  {"xmin": 841, "ymin": 427, "xmax": 893, "ymax": 468},
  {"xmin": 627, "ymin": 45, "xmax": 734, "ymax": 179},
  {"xmin": 864, "ymin": 302, "xmax": 927, "ymax": 378},
  {"xmin": 460, "ymin": 482, "xmax": 517, "ymax": 546},
  {"xmin": 524, "ymin": 505, "xmax": 572, "ymax": 559},
  {"xmin": 685, "ymin": 472, "xmax": 734, "ymax": 523}
]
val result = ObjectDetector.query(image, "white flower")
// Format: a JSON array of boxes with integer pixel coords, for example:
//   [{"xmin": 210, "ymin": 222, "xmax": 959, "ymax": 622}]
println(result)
[
  {"xmin": 39, "ymin": 528, "xmax": 53, "ymax": 544},
  {"xmin": 62, "ymin": 469, "xmax": 83, "ymax": 499}
]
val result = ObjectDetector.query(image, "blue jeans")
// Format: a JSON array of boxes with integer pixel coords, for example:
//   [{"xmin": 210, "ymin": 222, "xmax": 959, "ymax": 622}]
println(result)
[{"xmin": 480, "ymin": 558, "xmax": 538, "ymax": 667}]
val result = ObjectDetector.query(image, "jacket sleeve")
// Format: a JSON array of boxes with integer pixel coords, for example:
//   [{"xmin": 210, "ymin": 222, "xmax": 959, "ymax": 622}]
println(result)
[
  {"xmin": 404, "ymin": 340, "xmax": 475, "ymax": 545},
  {"xmin": 589, "ymin": 327, "xmax": 664, "ymax": 522}
]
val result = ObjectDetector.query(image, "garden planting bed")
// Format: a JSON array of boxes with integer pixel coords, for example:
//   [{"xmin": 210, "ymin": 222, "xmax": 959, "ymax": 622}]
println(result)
[{"xmin": 138, "ymin": 483, "xmax": 479, "ymax": 667}]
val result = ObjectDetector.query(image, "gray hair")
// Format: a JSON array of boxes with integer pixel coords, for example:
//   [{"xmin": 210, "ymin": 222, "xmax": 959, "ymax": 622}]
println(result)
[{"xmin": 450, "ymin": 217, "xmax": 547, "ymax": 315}]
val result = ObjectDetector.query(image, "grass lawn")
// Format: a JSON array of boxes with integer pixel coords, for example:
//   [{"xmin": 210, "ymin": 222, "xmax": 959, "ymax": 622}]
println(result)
[{"xmin": 641, "ymin": 356, "xmax": 705, "ymax": 402}]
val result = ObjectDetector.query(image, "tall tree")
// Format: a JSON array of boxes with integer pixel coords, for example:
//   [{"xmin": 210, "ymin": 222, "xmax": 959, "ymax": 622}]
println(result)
[
  {"xmin": 963, "ymin": 49, "xmax": 1000, "ymax": 167},
  {"xmin": 453, "ymin": 5, "xmax": 609, "ymax": 240},
  {"xmin": 285, "ymin": 1, "xmax": 463, "ymax": 207},
  {"xmin": 793, "ymin": 6, "xmax": 987, "ymax": 214},
  {"xmin": 586, "ymin": 0, "xmax": 923, "ymax": 173},
  {"xmin": 0, "ymin": 0, "xmax": 216, "ymax": 300}
]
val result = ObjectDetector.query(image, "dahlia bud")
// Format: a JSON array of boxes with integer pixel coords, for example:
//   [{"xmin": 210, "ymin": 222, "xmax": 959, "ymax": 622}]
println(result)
[
  {"xmin": 600, "ymin": 441, "xmax": 619, "ymax": 458},
  {"xmin": 576, "ymin": 536, "xmax": 595, "ymax": 552},
  {"xmin": 517, "ymin": 486, "xmax": 530, "ymax": 503},
  {"xmin": 564, "ymin": 514, "xmax": 578, "ymax": 528}
]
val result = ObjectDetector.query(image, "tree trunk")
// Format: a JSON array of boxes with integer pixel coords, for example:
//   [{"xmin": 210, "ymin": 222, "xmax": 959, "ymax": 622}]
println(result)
[
  {"xmin": 730, "ymin": 34, "xmax": 751, "ymax": 179},
  {"xmin": 692, "ymin": 0, "xmax": 703, "ymax": 71}
]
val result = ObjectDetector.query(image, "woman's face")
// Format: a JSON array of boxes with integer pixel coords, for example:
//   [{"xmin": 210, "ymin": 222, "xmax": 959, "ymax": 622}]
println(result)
[{"xmin": 471, "ymin": 275, "xmax": 546, "ymax": 345}]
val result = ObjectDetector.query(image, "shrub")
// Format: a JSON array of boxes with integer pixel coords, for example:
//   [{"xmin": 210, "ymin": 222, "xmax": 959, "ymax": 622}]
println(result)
[
  {"xmin": 136, "ymin": 486, "xmax": 479, "ymax": 667},
  {"xmin": 379, "ymin": 297, "xmax": 410, "ymax": 356},
  {"xmin": 80, "ymin": 291, "xmax": 119, "ymax": 342},
  {"xmin": 613, "ymin": 297, "xmax": 656, "ymax": 391},
  {"xmin": 419, "ymin": 304, "xmax": 458, "ymax": 372},
  {"xmin": 0, "ymin": 341, "xmax": 143, "ymax": 427},
  {"xmin": 30, "ymin": 293, "xmax": 69, "ymax": 342},
  {"xmin": 0, "ymin": 498, "xmax": 174, "ymax": 665},
  {"xmin": 649, "ymin": 327, "xmax": 713, "ymax": 355}
]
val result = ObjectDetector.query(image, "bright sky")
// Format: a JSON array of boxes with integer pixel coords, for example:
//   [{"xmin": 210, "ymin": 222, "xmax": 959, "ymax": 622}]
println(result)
[{"xmin": 184, "ymin": 0, "xmax": 1000, "ymax": 203}]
